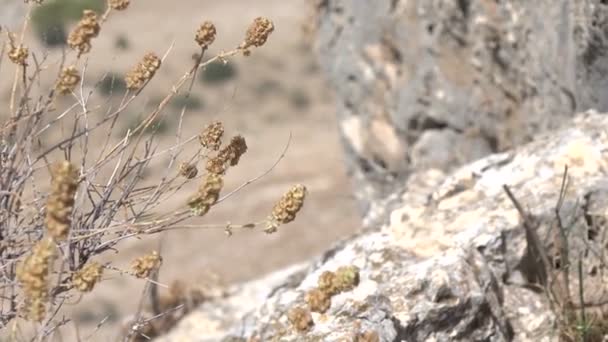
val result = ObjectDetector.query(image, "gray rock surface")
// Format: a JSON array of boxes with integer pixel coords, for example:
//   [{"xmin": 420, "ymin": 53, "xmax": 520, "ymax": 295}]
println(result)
[
  {"xmin": 158, "ymin": 111, "xmax": 608, "ymax": 341},
  {"xmin": 312, "ymin": 0, "xmax": 608, "ymax": 223}
]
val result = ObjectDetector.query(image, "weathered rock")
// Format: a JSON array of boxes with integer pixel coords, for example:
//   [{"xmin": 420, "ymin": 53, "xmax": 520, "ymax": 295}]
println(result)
[
  {"xmin": 312, "ymin": 0, "xmax": 608, "ymax": 223},
  {"xmin": 159, "ymin": 111, "xmax": 608, "ymax": 341}
]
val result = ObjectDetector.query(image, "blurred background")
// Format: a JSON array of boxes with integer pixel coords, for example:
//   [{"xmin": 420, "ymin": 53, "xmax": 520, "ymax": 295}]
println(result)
[{"xmin": 0, "ymin": 0, "xmax": 360, "ymax": 338}]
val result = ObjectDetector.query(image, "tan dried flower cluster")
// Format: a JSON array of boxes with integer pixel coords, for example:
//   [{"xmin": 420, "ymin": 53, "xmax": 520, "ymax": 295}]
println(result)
[
  {"xmin": 67, "ymin": 10, "xmax": 100, "ymax": 56},
  {"xmin": 55, "ymin": 66, "xmax": 81, "ymax": 95},
  {"xmin": 265, "ymin": 184, "xmax": 307, "ymax": 234},
  {"xmin": 356, "ymin": 331, "xmax": 380, "ymax": 342},
  {"xmin": 287, "ymin": 306, "xmax": 314, "ymax": 333},
  {"xmin": 8, "ymin": 43, "xmax": 28, "ymax": 66},
  {"xmin": 178, "ymin": 162, "xmax": 198, "ymax": 179},
  {"xmin": 305, "ymin": 266, "xmax": 360, "ymax": 314},
  {"xmin": 187, "ymin": 173, "xmax": 223, "ymax": 215},
  {"xmin": 72, "ymin": 262, "xmax": 103, "ymax": 292},
  {"xmin": 205, "ymin": 135, "xmax": 247, "ymax": 175},
  {"xmin": 131, "ymin": 251, "xmax": 162, "ymax": 279},
  {"xmin": 195, "ymin": 21, "xmax": 216, "ymax": 49},
  {"xmin": 16, "ymin": 239, "xmax": 55, "ymax": 321},
  {"xmin": 241, "ymin": 17, "xmax": 274, "ymax": 55},
  {"xmin": 45, "ymin": 161, "xmax": 79, "ymax": 241},
  {"xmin": 109, "ymin": 0, "xmax": 130, "ymax": 10},
  {"xmin": 199, "ymin": 121, "xmax": 224, "ymax": 151},
  {"xmin": 125, "ymin": 52, "xmax": 162, "ymax": 90}
]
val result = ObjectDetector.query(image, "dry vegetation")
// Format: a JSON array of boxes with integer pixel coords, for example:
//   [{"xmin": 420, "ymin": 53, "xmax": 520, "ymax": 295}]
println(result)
[{"xmin": 0, "ymin": 0, "xmax": 309, "ymax": 340}]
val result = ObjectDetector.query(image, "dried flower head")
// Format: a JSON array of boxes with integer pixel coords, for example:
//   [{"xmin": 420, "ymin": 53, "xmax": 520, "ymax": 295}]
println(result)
[
  {"xmin": 241, "ymin": 17, "xmax": 274, "ymax": 53},
  {"xmin": 199, "ymin": 121, "xmax": 224, "ymax": 150},
  {"xmin": 318, "ymin": 270, "xmax": 339, "ymax": 296},
  {"xmin": 265, "ymin": 184, "xmax": 306, "ymax": 233},
  {"xmin": 131, "ymin": 251, "xmax": 162, "ymax": 278},
  {"xmin": 187, "ymin": 173, "xmax": 223, "ymax": 215},
  {"xmin": 195, "ymin": 21, "xmax": 216, "ymax": 49},
  {"xmin": 355, "ymin": 330, "xmax": 380, "ymax": 342},
  {"xmin": 287, "ymin": 307, "xmax": 314, "ymax": 333},
  {"xmin": 45, "ymin": 161, "xmax": 79, "ymax": 241},
  {"xmin": 205, "ymin": 135, "xmax": 247, "ymax": 175},
  {"xmin": 334, "ymin": 265, "xmax": 360, "ymax": 292},
  {"xmin": 67, "ymin": 10, "xmax": 100, "ymax": 56},
  {"xmin": 16, "ymin": 239, "xmax": 56, "ymax": 321},
  {"xmin": 125, "ymin": 52, "xmax": 162, "ymax": 90},
  {"xmin": 8, "ymin": 43, "xmax": 28, "ymax": 66},
  {"xmin": 178, "ymin": 162, "xmax": 198, "ymax": 179},
  {"xmin": 306, "ymin": 288, "xmax": 331, "ymax": 313},
  {"xmin": 55, "ymin": 66, "xmax": 81, "ymax": 95},
  {"xmin": 72, "ymin": 262, "xmax": 103, "ymax": 292},
  {"xmin": 109, "ymin": 0, "xmax": 130, "ymax": 10}
]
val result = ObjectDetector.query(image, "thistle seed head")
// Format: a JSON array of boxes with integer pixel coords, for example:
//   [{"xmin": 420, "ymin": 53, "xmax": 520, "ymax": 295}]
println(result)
[
  {"xmin": 199, "ymin": 121, "xmax": 224, "ymax": 151},
  {"xmin": 195, "ymin": 21, "xmax": 216, "ymax": 49},
  {"xmin": 16, "ymin": 239, "xmax": 56, "ymax": 321},
  {"xmin": 109, "ymin": 0, "xmax": 130, "ymax": 10},
  {"xmin": 131, "ymin": 251, "xmax": 162, "ymax": 279},
  {"xmin": 125, "ymin": 52, "xmax": 162, "ymax": 90},
  {"xmin": 45, "ymin": 161, "xmax": 79, "ymax": 241},
  {"xmin": 67, "ymin": 10, "xmax": 100, "ymax": 56},
  {"xmin": 265, "ymin": 184, "xmax": 306, "ymax": 233},
  {"xmin": 241, "ymin": 17, "xmax": 274, "ymax": 53},
  {"xmin": 178, "ymin": 162, "xmax": 198, "ymax": 179},
  {"xmin": 55, "ymin": 66, "xmax": 81, "ymax": 95},
  {"xmin": 187, "ymin": 173, "xmax": 223, "ymax": 216},
  {"xmin": 72, "ymin": 262, "xmax": 103, "ymax": 292}
]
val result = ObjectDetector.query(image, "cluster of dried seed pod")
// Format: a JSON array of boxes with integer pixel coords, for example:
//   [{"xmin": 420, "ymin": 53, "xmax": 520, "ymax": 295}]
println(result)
[
  {"xmin": 55, "ymin": 66, "xmax": 81, "ymax": 95},
  {"xmin": 131, "ymin": 251, "xmax": 162, "ymax": 279},
  {"xmin": 67, "ymin": 10, "xmax": 100, "ymax": 56},
  {"xmin": 265, "ymin": 184, "xmax": 307, "ymax": 234},
  {"xmin": 240, "ymin": 17, "xmax": 274, "ymax": 55},
  {"xmin": 199, "ymin": 121, "xmax": 224, "ymax": 151},
  {"xmin": 195, "ymin": 21, "xmax": 216, "ymax": 49},
  {"xmin": 205, "ymin": 135, "xmax": 247, "ymax": 175},
  {"xmin": 305, "ymin": 266, "xmax": 360, "ymax": 314},
  {"xmin": 8, "ymin": 42, "xmax": 28, "ymax": 66},
  {"xmin": 16, "ymin": 239, "xmax": 56, "ymax": 321},
  {"xmin": 285, "ymin": 265, "xmax": 360, "ymax": 333},
  {"xmin": 187, "ymin": 173, "xmax": 223, "ymax": 216},
  {"xmin": 72, "ymin": 262, "xmax": 103, "ymax": 292},
  {"xmin": 125, "ymin": 52, "xmax": 161, "ymax": 90},
  {"xmin": 109, "ymin": 0, "xmax": 130, "ymax": 10},
  {"xmin": 178, "ymin": 162, "xmax": 198, "ymax": 179},
  {"xmin": 45, "ymin": 161, "xmax": 79, "ymax": 241}
]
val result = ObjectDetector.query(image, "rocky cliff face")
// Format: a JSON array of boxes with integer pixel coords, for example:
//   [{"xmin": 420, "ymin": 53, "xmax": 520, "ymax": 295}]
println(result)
[
  {"xmin": 160, "ymin": 111, "xmax": 608, "ymax": 341},
  {"xmin": 313, "ymin": 0, "xmax": 608, "ymax": 225}
]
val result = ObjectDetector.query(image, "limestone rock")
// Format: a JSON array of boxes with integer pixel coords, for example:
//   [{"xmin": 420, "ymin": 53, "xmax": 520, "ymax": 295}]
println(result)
[{"xmin": 159, "ymin": 111, "xmax": 608, "ymax": 341}]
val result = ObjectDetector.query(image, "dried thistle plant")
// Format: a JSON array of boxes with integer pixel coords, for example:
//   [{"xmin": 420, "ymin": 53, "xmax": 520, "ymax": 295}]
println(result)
[
  {"xmin": 287, "ymin": 307, "xmax": 314, "ymax": 333},
  {"xmin": 67, "ymin": 10, "xmax": 101, "ymax": 56},
  {"xmin": 125, "ymin": 52, "xmax": 162, "ymax": 90},
  {"xmin": 55, "ymin": 66, "xmax": 81, "ymax": 95},
  {"xmin": 15, "ymin": 239, "xmax": 56, "ymax": 322},
  {"xmin": 45, "ymin": 161, "xmax": 79, "ymax": 241},
  {"xmin": 0, "ymin": 6, "xmax": 298, "ymax": 338}
]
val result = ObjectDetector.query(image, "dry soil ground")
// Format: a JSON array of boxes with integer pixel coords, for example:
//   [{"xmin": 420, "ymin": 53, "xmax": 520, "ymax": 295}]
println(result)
[{"xmin": 0, "ymin": 0, "xmax": 361, "ymax": 339}]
